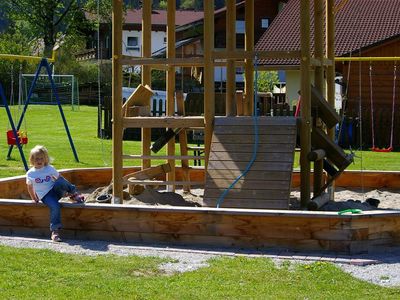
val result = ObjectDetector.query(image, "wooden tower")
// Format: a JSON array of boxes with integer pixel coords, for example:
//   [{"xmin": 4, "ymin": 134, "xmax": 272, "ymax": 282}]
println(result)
[{"xmin": 111, "ymin": 0, "xmax": 343, "ymax": 209}]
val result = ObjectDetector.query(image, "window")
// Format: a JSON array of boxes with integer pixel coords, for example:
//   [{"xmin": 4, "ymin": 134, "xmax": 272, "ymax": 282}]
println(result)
[
  {"xmin": 236, "ymin": 20, "xmax": 245, "ymax": 34},
  {"xmin": 126, "ymin": 36, "xmax": 139, "ymax": 50},
  {"xmin": 261, "ymin": 18, "xmax": 269, "ymax": 29}
]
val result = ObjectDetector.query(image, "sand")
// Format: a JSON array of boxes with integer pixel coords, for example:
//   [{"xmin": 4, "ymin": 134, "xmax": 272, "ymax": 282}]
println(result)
[{"xmin": 81, "ymin": 185, "xmax": 400, "ymax": 211}]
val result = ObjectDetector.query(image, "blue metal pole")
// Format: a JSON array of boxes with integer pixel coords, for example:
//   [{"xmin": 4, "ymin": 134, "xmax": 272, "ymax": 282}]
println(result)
[
  {"xmin": 7, "ymin": 59, "xmax": 44, "ymax": 159},
  {"xmin": 0, "ymin": 83, "xmax": 29, "ymax": 171},
  {"xmin": 42, "ymin": 59, "xmax": 79, "ymax": 162}
]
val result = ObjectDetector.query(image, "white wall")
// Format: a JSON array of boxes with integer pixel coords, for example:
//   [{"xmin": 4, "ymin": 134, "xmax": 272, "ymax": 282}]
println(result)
[
  {"xmin": 285, "ymin": 70, "xmax": 302, "ymax": 107},
  {"xmin": 286, "ymin": 70, "xmax": 342, "ymax": 110},
  {"xmin": 122, "ymin": 30, "xmax": 166, "ymax": 57},
  {"xmin": 214, "ymin": 66, "xmax": 244, "ymax": 83}
]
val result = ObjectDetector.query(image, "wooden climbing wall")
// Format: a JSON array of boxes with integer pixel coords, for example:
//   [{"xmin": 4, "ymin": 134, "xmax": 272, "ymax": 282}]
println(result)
[{"xmin": 204, "ymin": 116, "xmax": 297, "ymax": 209}]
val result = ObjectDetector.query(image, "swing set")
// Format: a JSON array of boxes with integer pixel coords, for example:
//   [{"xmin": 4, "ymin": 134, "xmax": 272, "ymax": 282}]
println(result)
[
  {"xmin": 369, "ymin": 62, "xmax": 397, "ymax": 152},
  {"xmin": 0, "ymin": 48, "xmax": 79, "ymax": 171}
]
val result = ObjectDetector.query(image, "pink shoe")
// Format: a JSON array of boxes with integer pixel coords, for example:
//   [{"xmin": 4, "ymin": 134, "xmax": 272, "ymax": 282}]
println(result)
[
  {"xmin": 70, "ymin": 193, "xmax": 85, "ymax": 203},
  {"xmin": 51, "ymin": 230, "xmax": 62, "ymax": 242}
]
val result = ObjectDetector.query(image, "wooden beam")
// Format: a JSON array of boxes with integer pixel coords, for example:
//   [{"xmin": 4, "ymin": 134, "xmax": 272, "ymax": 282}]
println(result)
[
  {"xmin": 166, "ymin": 0, "xmax": 176, "ymax": 191},
  {"xmin": 313, "ymin": 0, "xmax": 325, "ymax": 197},
  {"xmin": 212, "ymin": 50, "xmax": 301, "ymax": 60},
  {"xmin": 203, "ymin": 0, "xmax": 215, "ymax": 169},
  {"xmin": 176, "ymin": 91, "xmax": 190, "ymax": 192},
  {"xmin": 226, "ymin": 0, "xmax": 236, "ymax": 117},
  {"xmin": 300, "ymin": 0, "xmax": 311, "ymax": 208},
  {"xmin": 244, "ymin": 0, "xmax": 254, "ymax": 115},
  {"xmin": 123, "ymin": 155, "xmax": 205, "ymax": 160},
  {"xmin": 120, "ymin": 57, "xmax": 205, "ymax": 66},
  {"xmin": 123, "ymin": 116, "xmax": 205, "ymax": 128},
  {"xmin": 112, "ymin": 0, "xmax": 123, "ymax": 203},
  {"xmin": 141, "ymin": 0, "xmax": 153, "ymax": 169},
  {"xmin": 326, "ymin": 0, "xmax": 336, "ymax": 141}
]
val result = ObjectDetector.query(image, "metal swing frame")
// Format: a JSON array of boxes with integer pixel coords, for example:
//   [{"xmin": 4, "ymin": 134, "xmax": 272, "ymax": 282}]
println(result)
[{"xmin": 6, "ymin": 58, "xmax": 80, "ymax": 168}]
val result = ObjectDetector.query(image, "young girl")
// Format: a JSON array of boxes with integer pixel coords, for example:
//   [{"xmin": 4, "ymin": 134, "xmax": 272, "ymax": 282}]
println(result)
[{"xmin": 26, "ymin": 145, "xmax": 84, "ymax": 242}]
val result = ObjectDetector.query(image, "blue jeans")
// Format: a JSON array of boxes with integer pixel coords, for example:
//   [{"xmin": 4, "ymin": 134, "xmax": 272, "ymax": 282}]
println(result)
[{"xmin": 41, "ymin": 177, "xmax": 77, "ymax": 231}]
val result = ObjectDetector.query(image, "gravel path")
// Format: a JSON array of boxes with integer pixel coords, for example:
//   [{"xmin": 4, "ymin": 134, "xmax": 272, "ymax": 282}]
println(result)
[{"xmin": 1, "ymin": 235, "xmax": 399, "ymax": 287}]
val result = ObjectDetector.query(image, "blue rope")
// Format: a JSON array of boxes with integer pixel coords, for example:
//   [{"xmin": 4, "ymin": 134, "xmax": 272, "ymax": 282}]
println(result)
[{"xmin": 217, "ymin": 55, "xmax": 260, "ymax": 208}]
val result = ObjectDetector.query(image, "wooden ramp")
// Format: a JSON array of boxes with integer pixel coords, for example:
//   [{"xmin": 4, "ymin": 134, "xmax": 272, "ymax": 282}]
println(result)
[{"xmin": 204, "ymin": 116, "xmax": 297, "ymax": 209}]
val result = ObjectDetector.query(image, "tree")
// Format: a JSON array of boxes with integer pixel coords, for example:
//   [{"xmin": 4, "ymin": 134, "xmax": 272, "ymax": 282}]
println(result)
[
  {"xmin": 3, "ymin": 0, "xmax": 93, "ymax": 56},
  {"xmin": 257, "ymin": 71, "xmax": 279, "ymax": 93}
]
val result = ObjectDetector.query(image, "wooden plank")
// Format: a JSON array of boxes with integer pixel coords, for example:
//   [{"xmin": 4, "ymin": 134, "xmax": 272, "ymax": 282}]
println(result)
[
  {"xmin": 213, "ymin": 125, "xmax": 296, "ymax": 135},
  {"xmin": 125, "ymin": 180, "xmax": 204, "ymax": 186},
  {"xmin": 211, "ymin": 143, "xmax": 295, "ymax": 153},
  {"xmin": 207, "ymin": 170, "xmax": 292, "ymax": 181},
  {"xmin": 206, "ymin": 179, "xmax": 291, "ymax": 190},
  {"xmin": 212, "ymin": 134, "xmax": 295, "ymax": 144},
  {"xmin": 209, "ymin": 151, "xmax": 294, "ymax": 162},
  {"xmin": 214, "ymin": 116, "xmax": 296, "ymax": 126},
  {"xmin": 123, "ymin": 116, "xmax": 204, "ymax": 128},
  {"xmin": 207, "ymin": 161, "xmax": 293, "ymax": 171},
  {"xmin": 204, "ymin": 189, "xmax": 288, "ymax": 200}
]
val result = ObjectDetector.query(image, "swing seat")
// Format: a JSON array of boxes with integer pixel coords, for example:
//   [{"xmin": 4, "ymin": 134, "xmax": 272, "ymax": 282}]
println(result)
[
  {"xmin": 7, "ymin": 130, "xmax": 28, "ymax": 145},
  {"xmin": 371, "ymin": 146, "xmax": 393, "ymax": 153}
]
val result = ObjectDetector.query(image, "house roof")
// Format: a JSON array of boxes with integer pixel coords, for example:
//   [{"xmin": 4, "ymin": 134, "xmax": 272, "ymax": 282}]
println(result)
[
  {"xmin": 124, "ymin": 9, "xmax": 204, "ymax": 26},
  {"xmin": 176, "ymin": 1, "xmax": 245, "ymax": 33},
  {"xmin": 255, "ymin": 0, "xmax": 400, "ymax": 66}
]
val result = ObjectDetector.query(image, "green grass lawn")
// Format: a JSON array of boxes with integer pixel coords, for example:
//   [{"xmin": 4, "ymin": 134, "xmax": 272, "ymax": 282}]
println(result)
[
  {"xmin": 1, "ymin": 104, "xmax": 400, "ymax": 178},
  {"xmin": 0, "ymin": 246, "xmax": 399, "ymax": 299}
]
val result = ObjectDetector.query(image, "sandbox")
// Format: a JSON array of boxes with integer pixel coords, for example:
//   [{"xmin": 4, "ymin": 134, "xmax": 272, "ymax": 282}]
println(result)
[{"xmin": 0, "ymin": 167, "xmax": 399, "ymax": 254}]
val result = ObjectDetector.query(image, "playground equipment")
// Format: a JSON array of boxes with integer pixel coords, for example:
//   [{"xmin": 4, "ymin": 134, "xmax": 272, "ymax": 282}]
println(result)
[
  {"xmin": 0, "ymin": 48, "xmax": 80, "ymax": 167},
  {"xmin": 110, "ymin": 0, "xmax": 351, "ymax": 209}
]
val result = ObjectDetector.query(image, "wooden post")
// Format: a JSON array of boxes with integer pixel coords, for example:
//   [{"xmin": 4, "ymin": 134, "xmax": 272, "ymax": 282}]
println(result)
[
  {"xmin": 141, "ymin": 0, "xmax": 152, "ymax": 169},
  {"xmin": 112, "ymin": 0, "xmax": 123, "ymax": 203},
  {"xmin": 167, "ymin": 0, "xmax": 176, "ymax": 191},
  {"xmin": 326, "ymin": 0, "xmax": 336, "ymax": 200},
  {"xmin": 244, "ymin": 0, "xmax": 254, "ymax": 115},
  {"xmin": 176, "ymin": 91, "xmax": 190, "ymax": 192},
  {"xmin": 326, "ymin": 0, "xmax": 336, "ymax": 140},
  {"xmin": 204, "ymin": 0, "xmax": 215, "ymax": 167},
  {"xmin": 226, "ymin": 0, "xmax": 236, "ymax": 116},
  {"xmin": 236, "ymin": 90, "xmax": 244, "ymax": 116},
  {"xmin": 313, "ymin": 0, "xmax": 325, "ymax": 196},
  {"xmin": 300, "ymin": 0, "xmax": 311, "ymax": 208}
]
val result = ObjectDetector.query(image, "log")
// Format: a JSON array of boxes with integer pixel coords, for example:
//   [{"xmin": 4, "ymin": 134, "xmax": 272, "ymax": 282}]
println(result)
[
  {"xmin": 308, "ymin": 193, "xmax": 330, "ymax": 211},
  {"xmin": 307, "ymin": 149, "xmax": 326, "ymax": 161}
]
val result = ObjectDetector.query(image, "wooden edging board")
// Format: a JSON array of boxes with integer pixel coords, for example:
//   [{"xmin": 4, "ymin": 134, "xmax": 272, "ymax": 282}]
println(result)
[
  {"xmin": 0, "ymin": 167, "xmax": 399, "ymax": 254},
  {"xmin": 0, "ymin": 199, "xmax": 399, "ymax": 254}
]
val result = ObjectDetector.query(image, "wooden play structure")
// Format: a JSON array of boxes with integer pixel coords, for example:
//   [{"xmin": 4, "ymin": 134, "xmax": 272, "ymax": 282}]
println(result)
[
  {"xmin": 111, "ymin": 0, "xmax": 352, "ymax": 209},
  {"xmin": 0, "ymin": 0, "xmax": 399, "ymax": 254}
]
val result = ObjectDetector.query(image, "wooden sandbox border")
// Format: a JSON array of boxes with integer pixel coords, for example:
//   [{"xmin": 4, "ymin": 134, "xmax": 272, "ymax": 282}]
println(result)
[{"xmin": 0, "ymin": 167, "xmax": 399, "ymax": 254}]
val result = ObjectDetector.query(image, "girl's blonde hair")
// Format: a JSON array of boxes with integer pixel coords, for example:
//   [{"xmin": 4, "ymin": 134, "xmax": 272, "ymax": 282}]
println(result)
[{"xmin": 29, "ymin": 145, "xmax": 50, "ymax": 166}]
